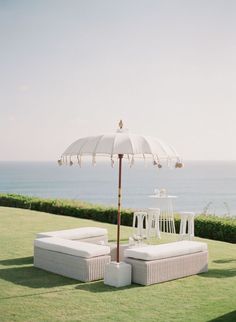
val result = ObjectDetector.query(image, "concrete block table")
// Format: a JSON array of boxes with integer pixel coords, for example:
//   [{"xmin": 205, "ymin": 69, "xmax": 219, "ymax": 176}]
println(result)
[{"xmin": 104, "ymin": 261, "xmax": 132, "ymax": 288}]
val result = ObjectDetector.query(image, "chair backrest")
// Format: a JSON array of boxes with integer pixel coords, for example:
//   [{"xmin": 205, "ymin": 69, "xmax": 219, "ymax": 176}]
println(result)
[
  {"xmin": 132, "ymin": 211, "xmax": 148, "ymax": 238},
  {"xmin": 147, "ymin": 208, "xmax": 160, "ymax": 216},
  {"xmin": 133, "ymin": 211, "xmax": 148, "ymax": 217}
]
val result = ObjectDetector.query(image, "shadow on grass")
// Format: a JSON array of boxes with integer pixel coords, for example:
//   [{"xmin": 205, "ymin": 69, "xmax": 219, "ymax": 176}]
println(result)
[
  {"xmin": 213, "ymin": 258, "xmax": 236, "ymax": 264},
  {"xmin": 0, "ymin": 267, "xmax": 139, "ymax": 300},
  {"xmin": 0, "ymin": 287, "xmax": 78, "ymax": 301},
  {"xmin": 0, "ymin": 266, "xmax": 78, "ymax": 289},
  {"xmin": 199, "ymin": 268, "xmax": 236, "ymax": 278},
  {"xmin": 207, "ymin": 310, "xmax": 236, "ymax": 321},
  {"xmin": 0, "ymin": 256, "xmax": 33, "ymax": 266},
  {"xmin": 0, "ymin": 257, "xmax": 139, "ymax": 294},
  {"xmin": 75, "ymin": 280, "xmax": 141, "ymax": 293},
  {"xmin": 0, "ymin": 280, "xmax": 139, "ymax": 301}
]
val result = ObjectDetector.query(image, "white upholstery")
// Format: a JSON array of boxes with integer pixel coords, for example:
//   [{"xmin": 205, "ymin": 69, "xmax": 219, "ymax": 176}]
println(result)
[
  {"xmin": 124, "ymin": 241, "xmax": 208, "ymax": 261},
  {"xmin": 36, "ymin": 227, "xmax": 107, "ymax": 240},
  {"xmin": 179, "ymin": 212, "xmax": 196, "ymax": 240},
  {"xmin": 132, "ymin": 211, "xmax": 149, "ymax": 239},
  {"xmin": 147, "ymin": 208, "xmax": 161, "ymax": 238},
  {"xmin": 34, "ymin": 237, "xmax": 110, "ymax": 258}
]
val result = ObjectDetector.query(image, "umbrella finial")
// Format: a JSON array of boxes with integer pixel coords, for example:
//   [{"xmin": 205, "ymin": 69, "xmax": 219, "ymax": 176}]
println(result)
[{"xmin": 119, "ymin": 120, "xmax": 123, "ymax": 129}]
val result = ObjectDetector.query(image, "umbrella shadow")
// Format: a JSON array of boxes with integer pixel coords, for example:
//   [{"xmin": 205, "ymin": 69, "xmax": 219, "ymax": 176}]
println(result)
[
  {"xmin": 0, "ymin": 265, "xmax": 78, "ymax": 289},
  {"xmin": 0, "ymin": 266, "xmax": 139, "ymax": 293},
  {"xmin": 207, "ymin": 310, "xmax": 236, "ymax": 321},
  {"xmin": 0, "ymin": 256, "xmax": 139, "ymax": 292},
  {"xmin": 0, "ymin": 256, "xmax": 33, "ymax": 266},
  {"xmin": 75, "ymin": 280, "xmax": 141, "ymax": 293},
  {"xmin": 198, "ymin": 268, "xmax": 236, "ymax": 279}
]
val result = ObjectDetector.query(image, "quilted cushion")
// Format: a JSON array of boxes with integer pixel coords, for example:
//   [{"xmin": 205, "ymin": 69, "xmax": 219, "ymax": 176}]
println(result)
[
  {"xmin": 34, "ymin": 237, "xmax": 110, "ymax": 258},
  {"xmin": 124, "ymin": 241, "xmax": 208, "ymax": 261},
  {"xmin": 36, "ymin": 227, "xmax": 107, "ymax": 240}
]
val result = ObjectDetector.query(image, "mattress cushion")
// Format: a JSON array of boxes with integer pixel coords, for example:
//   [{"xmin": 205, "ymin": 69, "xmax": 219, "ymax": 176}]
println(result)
[
  {"xmin": 34, "ymin": 237, "xmax": 110, "ymax": 258},
  {"xmin": 124, "ymin": 241, "xmax": 208, "ymax": 261},
  {"xmin": 36, "ymin": 227, "xmax": 108, "ymax": 240}
]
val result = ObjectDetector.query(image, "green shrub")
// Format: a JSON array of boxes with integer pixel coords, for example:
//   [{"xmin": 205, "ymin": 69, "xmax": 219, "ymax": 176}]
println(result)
[{"xmin": 0, "ymin": 194, "xmax": 235, "ymax": 243}]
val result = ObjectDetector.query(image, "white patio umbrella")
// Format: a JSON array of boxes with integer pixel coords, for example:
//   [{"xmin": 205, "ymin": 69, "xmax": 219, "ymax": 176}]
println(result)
[{"xmin": 58, "ymin": 121, "xmax": 183, "ymax": 262}]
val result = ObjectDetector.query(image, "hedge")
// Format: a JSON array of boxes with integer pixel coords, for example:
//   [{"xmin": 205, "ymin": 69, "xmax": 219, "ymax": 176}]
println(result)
[
  {"xmin": 0, "ymin": 194, "xmax": 133, "ymax": 225},
  {"xmin": 0, "ymin": 194, "xmax": 235, "ymax": 243}
]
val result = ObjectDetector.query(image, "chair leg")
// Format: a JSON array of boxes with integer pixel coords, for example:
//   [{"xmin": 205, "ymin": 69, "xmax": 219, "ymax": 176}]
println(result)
[
  {"xmin": 179, "ymin": 216, "xmax": 187, "ymax": 240},
  {"xmin": 132, "ymin": 215, "xmax": 137, "ymax": 236},
  {"xmin": 156, "ymin": 215, "xmax": 161, "ymax": 239},
  {"xmin": 189, "ymin": 216, "xmax": 195, "ymax": 240}
]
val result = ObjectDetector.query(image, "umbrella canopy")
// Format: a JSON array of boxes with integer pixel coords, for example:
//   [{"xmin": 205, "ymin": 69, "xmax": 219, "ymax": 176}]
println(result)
[{"xmin": 59, "ymin": 121, "xmax": 183, "ymax": 262}]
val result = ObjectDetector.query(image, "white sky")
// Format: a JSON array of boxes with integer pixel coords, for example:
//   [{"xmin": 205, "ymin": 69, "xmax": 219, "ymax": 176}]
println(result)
[{"xmin": 0, "ymin": 0, "xmax": 235, "ymax": 161}]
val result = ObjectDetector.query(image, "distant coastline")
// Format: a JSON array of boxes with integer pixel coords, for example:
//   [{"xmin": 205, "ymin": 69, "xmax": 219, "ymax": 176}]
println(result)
[{"xmin": 0, "ymin": 160, "xmax": 235, "ymax": 216}]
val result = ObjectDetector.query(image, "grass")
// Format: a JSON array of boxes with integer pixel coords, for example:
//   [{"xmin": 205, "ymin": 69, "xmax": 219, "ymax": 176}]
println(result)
[{"xmin": 0, "ymin": 206, "xmax": 236, "ymax": 322}]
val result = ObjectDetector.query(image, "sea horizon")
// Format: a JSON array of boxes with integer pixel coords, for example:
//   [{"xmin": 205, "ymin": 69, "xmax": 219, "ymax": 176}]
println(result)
[{"xmin": 0, "ymin": 160, "xmax": 235, "ymax": 217}]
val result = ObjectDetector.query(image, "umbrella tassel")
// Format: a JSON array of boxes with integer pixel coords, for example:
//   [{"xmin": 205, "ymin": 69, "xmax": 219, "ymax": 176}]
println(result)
[
  {"xmin": 153, "ymin": 155, "xmax": 162, "ymax": 168},
  {"xmin": 92, "ymin": 154, "xmax": 96, "ymax": 166},
  {"xmin": 77, "ymin": 155, "xmax": 82, "ymax": 167},
  {"xmin": 57, "ymin": 158, "xmax": 62, "ymax": 166},
  {"xmin": 143, "ymin": 154, "xmax": 147, "ymax": 167},
  {"xmin": 153, "ymin": 155, "xmax": 157, "ymax": 166},
  {"xmin": 111, "ymin": 156, "xmax": 115, "ymax": 168},
  {"xmin": 130, "ymin": 155, "xmax": 134, "ymax": 168}
]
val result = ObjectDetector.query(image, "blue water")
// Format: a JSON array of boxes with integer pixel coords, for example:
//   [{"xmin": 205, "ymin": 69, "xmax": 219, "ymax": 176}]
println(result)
[{"xmin": 0, "ymin": 161, "xmax": 235, "ymax": 216}]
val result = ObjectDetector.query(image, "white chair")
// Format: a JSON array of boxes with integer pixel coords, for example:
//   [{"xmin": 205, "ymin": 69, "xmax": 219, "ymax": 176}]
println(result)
[
  {"xmin": 179, "ymin": 212, "xmax": 196, "ymax": 240},
  {"xmin": 147, "ymin": 208, "xmax": 161, "ymax": 239},
  {"xmin": 132, "ymin": 211, "xmax": 149, "ymax": 239}
]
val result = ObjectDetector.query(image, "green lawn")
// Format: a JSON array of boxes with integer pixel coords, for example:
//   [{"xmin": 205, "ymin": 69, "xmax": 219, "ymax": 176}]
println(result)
[{"xmin": 0, "ymin": 207, "xmax": 235, "ymax": 322}]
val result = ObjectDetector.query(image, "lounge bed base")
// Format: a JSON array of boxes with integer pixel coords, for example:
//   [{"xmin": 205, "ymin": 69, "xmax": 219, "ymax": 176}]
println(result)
[
  {"xmin": 125, "ymin": 251, "xmax": 208, "ymax": 285},
  {"xmin": 34, "ymin": 247, "xmax": 110, "ymax": 282}
]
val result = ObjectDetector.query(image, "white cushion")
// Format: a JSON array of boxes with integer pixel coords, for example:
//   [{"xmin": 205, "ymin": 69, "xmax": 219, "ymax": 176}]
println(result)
[
  {"xmin": 36, "ymin": 227, "xmax": 108, "ymax": 240},
  {"xmin": 34, "ymin": 237, "xmax": 110, "ymax": 258},
  {"xmin": 124, "ymin": 241, "xmax": 208, "ymax": 261}
]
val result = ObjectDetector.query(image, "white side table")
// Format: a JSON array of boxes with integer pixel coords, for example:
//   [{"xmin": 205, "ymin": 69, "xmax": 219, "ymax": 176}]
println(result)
[
  {"xmin": 104, "ymin": 262, "xmax": 132, "ymax": 288},
  {"xmin": 148, "ymin": 195, "xmax": 177, "ymax": 234},
  {"xmin": 105, "ymin": 242, "xmax": 149, "ymax": 287}
]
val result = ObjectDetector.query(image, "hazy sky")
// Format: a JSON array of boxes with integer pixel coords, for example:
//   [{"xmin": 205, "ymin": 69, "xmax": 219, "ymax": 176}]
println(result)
[{"xmin": 0, "ymin": 0, "xmax": 235, "ymax": 161}]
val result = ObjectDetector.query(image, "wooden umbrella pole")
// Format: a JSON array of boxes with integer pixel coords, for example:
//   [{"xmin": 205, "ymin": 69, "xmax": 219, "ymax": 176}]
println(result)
[{"xmin": 116, "ymin": 153, "xmax": 123, "ymax": 263}]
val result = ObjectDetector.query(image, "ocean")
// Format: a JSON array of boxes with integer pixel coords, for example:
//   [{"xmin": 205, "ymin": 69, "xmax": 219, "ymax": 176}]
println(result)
[{"xmin": 0, "ymin": 161, "xmax": 235, "ymax": 216}]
